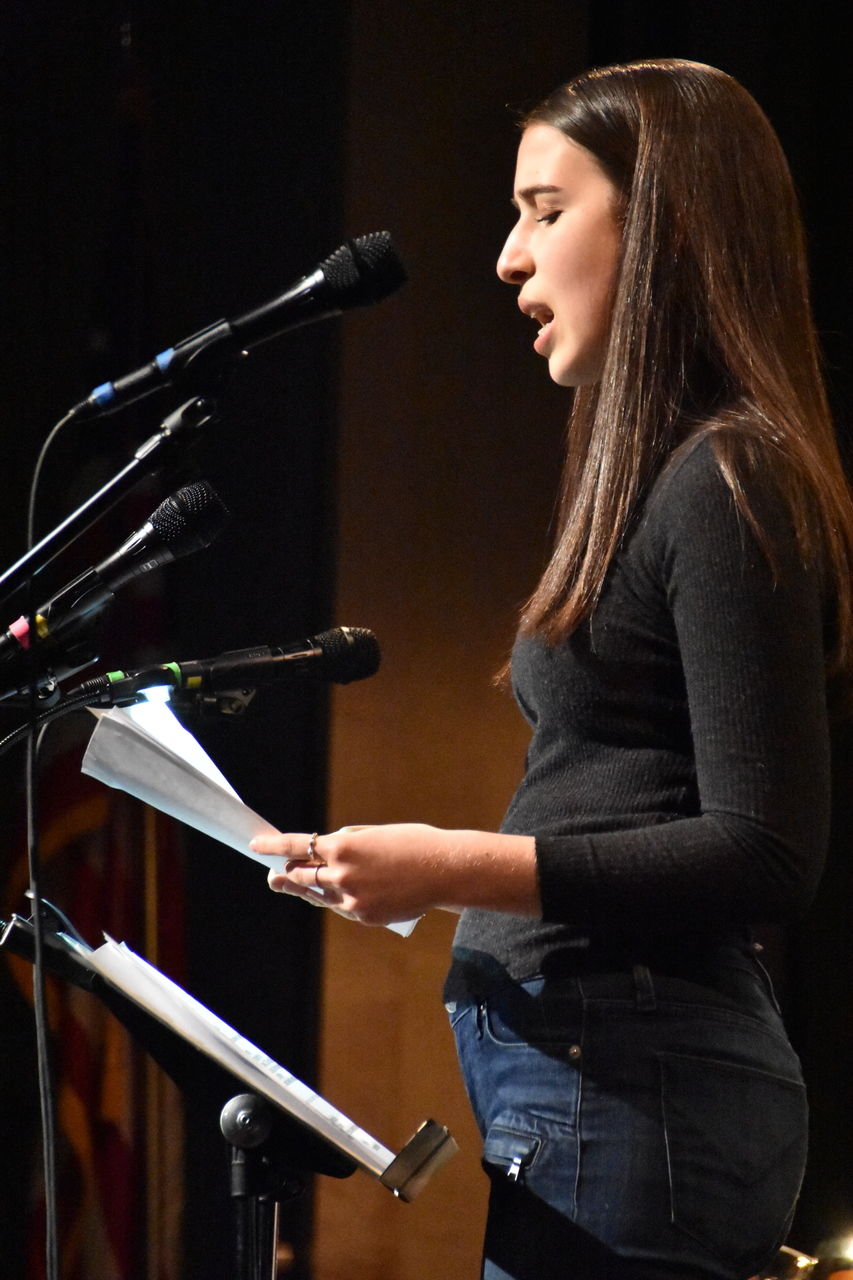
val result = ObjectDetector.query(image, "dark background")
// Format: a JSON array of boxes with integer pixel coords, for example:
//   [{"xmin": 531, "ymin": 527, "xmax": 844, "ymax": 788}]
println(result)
[
  {"xmin": 0, "ymin": 5, "xmax": 349, "ymax": 1276},
  {"xmin": 1, "ymin": 2, "xmax": 851, "ymax": 1276}
]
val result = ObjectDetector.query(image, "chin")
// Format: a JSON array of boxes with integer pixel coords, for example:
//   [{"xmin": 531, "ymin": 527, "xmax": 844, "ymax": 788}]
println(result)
[
  {"xmin": 550, "ymin": 366, "xmax": 590, "ymax": 388},
  {"xmin": 548, "ymin": 352, "xmax": 602, "ymax": 388}
]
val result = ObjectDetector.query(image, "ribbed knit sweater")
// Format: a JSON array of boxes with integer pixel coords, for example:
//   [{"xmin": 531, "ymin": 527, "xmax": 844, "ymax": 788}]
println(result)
[{"xmin": 446, "ymin": 436, "xmax": 831, "ymax": 999}]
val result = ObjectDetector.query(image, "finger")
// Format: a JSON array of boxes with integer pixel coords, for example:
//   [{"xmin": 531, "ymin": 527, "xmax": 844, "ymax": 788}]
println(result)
[
  {"xmin": 267, "ymin": 870, "xmax": 311, "ymax": 897},
  {"xmin": 283, "ymin": 862, "xmax": 330, "ymax": 889},
  {"xmin": 286, "ymin": 831, "xmax": 325, "ymax": 863},
  {"xmin": 251, "ymin": 832, "xmax": 313, "ymax": 861}
]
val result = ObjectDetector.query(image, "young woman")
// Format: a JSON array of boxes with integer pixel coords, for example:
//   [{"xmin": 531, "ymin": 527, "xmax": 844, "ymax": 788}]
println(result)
[{"xmin": 252, "ymin": 59, "xmax": 853, "ymax": 1279}]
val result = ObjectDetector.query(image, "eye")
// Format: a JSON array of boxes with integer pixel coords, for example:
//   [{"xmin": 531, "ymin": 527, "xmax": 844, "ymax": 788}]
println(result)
[{"xmin": 535, "ymin": 211, "xmax": 561, "ymax": 225}]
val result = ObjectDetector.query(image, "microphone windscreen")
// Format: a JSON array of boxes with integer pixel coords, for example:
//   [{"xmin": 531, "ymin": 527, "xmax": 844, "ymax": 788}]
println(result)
[
  {"xmin": 317, "ymin": 242, "xmax": 362, "ymax": 295},
  {"xmin": 316, "ymin": 626, "xmax": 381, "ymax": 683},
  {"xmin": 320, "ymin": 231, "xmax": 407, "ymax": 310},
  {"xmin": 349, "ymin": 231, "xmax": 407, "ymax": 304},
  {"xmin": 149, "ymin": 481, "xmax": 230, "ymax": 555}
]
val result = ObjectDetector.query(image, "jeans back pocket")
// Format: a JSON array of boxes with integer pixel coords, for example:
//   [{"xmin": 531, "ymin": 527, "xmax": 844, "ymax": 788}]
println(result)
[{"xmin": 660, "ymin": 1050, "xmax": 807, "ymax": 1274}]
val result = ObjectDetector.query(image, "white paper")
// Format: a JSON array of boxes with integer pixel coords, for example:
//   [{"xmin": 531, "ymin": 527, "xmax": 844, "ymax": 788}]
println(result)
[
  {"xmin": 81, "ymin": 700, "xmax": 419, "ymax": 937},
  {"xmin": 64, "ymin": 933, "xmax": 397, "ymax": 1178},
  {"xmin": 83, "ymin": 702, "xmax": 282, "ymax": 862}
]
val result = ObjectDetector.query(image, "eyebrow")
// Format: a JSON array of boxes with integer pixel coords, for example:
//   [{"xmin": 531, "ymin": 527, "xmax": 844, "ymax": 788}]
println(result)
[{"xmin": 511, "ymin": 183, "xmax": 563, "ymax": 209}]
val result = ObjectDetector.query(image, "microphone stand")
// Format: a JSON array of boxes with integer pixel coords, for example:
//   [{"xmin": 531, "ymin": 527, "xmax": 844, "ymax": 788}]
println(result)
[
  {"xmin": 0, "ymin": 390, "xmax": 218, "ymax": 1280},
  {"xmin": 0, "ymin": 395, "xmax": 218, "ymax": 608}
]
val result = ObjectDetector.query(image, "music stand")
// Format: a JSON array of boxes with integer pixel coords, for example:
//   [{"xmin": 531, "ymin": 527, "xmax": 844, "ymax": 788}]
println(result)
[{"xmin": 2, "ymin": 901, "xmax": 457, "ymax": 1279}]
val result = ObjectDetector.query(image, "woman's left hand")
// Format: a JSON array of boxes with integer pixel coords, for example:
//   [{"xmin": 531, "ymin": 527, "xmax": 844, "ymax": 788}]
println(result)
[
  {"xmin": 250, "ymin": 823, "xmax": 539, "ymax": 925},
  {"xmin": 251, "ymin": 823, "xmax": 455, "ymax": 925}
]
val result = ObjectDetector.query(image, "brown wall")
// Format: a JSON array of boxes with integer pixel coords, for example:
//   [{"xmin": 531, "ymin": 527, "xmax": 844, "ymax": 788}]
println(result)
[{"xmin": 313, "ymin": 5, "xmax": 585, "ymax": 1277}]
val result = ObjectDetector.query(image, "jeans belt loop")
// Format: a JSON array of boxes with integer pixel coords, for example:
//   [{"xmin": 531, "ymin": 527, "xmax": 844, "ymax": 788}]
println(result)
[{"xmin": 632, "ymin": 963, "xmax": 657, "ymax": 1011}]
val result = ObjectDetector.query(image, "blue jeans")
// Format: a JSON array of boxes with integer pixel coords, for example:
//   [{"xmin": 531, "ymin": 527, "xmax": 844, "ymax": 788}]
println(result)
[{"xmin": 447, "ymin": 951, "xmax": 807, "ymax": 1280}]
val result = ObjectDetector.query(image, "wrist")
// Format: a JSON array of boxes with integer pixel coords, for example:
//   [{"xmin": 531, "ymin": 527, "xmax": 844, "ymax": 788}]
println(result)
[{"xmin": 438, "ymin": 830, "xmax": 540, "ymax": 916}]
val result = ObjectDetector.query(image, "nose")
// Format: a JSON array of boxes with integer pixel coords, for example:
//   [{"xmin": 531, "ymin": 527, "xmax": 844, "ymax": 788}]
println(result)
[{"xmin": 497, "ymin": 223, "xmax": 532, "ymax": 285}]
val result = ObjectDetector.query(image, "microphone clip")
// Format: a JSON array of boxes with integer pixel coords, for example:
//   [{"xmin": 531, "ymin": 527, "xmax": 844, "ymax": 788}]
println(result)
[{"xmin": 170, "ymin": 686, "xmax": 257, "ymax": 718}]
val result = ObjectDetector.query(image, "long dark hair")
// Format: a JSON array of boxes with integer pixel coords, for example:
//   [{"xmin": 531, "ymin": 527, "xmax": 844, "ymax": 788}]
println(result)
[{"xmin": 518, "ymin": 59, "xmax": 853, "ymax": 671}]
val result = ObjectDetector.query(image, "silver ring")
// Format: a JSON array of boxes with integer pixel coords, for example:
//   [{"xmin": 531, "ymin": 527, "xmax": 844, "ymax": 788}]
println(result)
[{"xmin": 307, "ymin": 832, "xmax": 318, "ymax": 860}]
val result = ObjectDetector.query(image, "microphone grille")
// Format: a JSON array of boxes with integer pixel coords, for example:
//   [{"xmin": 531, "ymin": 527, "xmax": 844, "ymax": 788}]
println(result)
[
  {"xmin": 320, "ymin": 231, "xmax": 407, "ymax": 309},
  {"xmin": 150, "ymin": 481, "xmax": 230, "ymax": 553},
  {"xmin": 318, "ymin": 242, "xmax": 362, "ymax": 294},
  {"xmin": 349, "ymin": 231, "xmax": 407, "ymax": 304},
  {"xmin": 316, "ymin": 626, "xmax": 381, "ymax": 683}
]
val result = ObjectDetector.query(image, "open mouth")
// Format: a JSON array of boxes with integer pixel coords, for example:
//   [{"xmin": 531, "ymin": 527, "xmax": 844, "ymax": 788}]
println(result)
[{"xmin": 530, "ymin": 307, "xmax": 555, "ymax": 355}]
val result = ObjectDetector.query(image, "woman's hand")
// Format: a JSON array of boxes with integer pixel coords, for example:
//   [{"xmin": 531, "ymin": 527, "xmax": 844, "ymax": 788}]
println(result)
[{"xmin": 250, "ymin": 824, "xmax": 539, "ymax": 926}]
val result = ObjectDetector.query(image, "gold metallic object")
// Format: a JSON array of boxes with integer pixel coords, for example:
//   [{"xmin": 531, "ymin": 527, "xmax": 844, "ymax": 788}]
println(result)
[{"xmin": 753, "ymin": 1245, "xmax": 819, "ymax": 1279}]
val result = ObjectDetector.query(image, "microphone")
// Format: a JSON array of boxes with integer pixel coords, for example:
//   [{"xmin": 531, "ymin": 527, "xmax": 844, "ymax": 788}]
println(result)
[
  {"xmin": 79, "ymin": 626, "xmax": 381, "ymax": 706},
  {"xmin": 0, "ymin": 481, "xmax": 229, "ymax": 696},
  {"xmin": 69, "ymin": 232, "xmax": 406, "ymax": 421}
]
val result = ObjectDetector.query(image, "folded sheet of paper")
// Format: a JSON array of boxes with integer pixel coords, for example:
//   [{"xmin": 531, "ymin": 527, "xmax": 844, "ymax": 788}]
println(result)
[{"xmin": 81, "ymin": 700, "xmax": 419, "ymax": 936}]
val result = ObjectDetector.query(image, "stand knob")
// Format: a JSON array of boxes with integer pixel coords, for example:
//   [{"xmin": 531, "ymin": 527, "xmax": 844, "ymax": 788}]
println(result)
[{"xmin": 220, "ymin": 1093, "xmax": 274, "ymax": 1149}]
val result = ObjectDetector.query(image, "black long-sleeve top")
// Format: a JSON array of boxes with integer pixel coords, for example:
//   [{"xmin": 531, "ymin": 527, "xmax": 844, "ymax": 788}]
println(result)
[{"xmin": 446, "ymin": 435, "xmax": 831, "ymax": 998}]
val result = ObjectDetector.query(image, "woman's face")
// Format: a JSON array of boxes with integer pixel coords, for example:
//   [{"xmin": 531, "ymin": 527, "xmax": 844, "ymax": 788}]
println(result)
[{"xmin": 497, "ymin": 124, "xmax": 622, "ymax": 387}]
